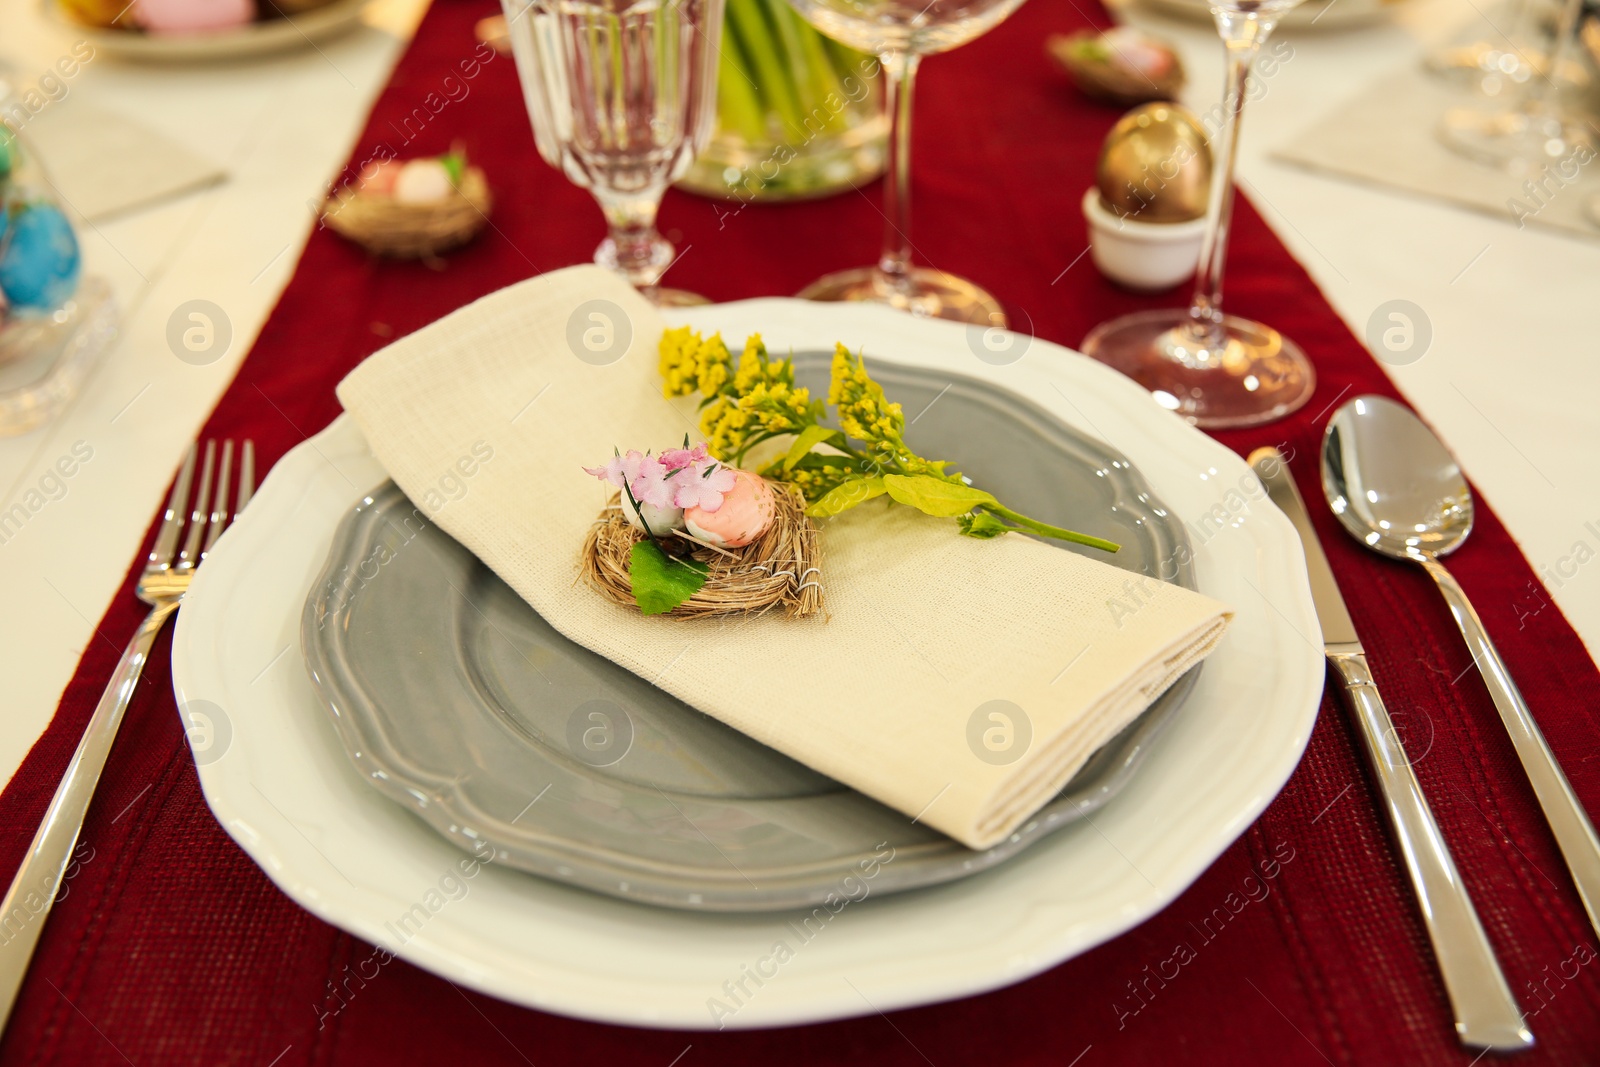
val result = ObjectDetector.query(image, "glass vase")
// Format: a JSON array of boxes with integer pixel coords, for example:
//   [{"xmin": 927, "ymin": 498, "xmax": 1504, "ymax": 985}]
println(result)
[{"xmin": 676, "ymin": 0, "xmax": 887, "ymax": 202}]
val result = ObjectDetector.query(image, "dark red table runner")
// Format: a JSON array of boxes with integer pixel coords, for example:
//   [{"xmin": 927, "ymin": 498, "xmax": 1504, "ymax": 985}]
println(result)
[{"xmin": 4, "ymin": 0, "xmax": 1597, "ymax": 1062}]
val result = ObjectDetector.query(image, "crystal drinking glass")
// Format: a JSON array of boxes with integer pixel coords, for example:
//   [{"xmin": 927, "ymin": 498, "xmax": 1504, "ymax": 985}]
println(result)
[
  {"xmin": 1424, "ymin": 0, "xmax": 1537, "ymax": 88},
  {"xmin": 1081, "ymin": 0, "xmax": 1313, "ymax": 430},
  {"xmin": 502, "ymin": 0, "xmax": 725, "ymax": 305},
  {"xmin": 780, "ymin": 0, "xmax": 1029, "ymax": 326},
  {"xmin": 1439, "ymin": 0, "xmax": 1589, "ymax": 175}
]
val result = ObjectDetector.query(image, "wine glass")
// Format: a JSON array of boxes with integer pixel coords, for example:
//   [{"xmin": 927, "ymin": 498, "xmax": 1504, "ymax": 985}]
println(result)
[
  {"xmin": 1081, "ymin": 0, "xmax": 1313, "ymax": 430},
  {"xmin": 1439, "ymin": 0, "xmax": 1590, "ymax": 175},
  {"xmin": 501, "ymin": 0, "xmax": 725, "ymax": 306},
  {"xmin": 1424, "ymin": 0, "xmax": 1537, "ymax": 89},
  {"xmin": 780, "ymin": 0, "xmax": 1028, "ymax": 326}
]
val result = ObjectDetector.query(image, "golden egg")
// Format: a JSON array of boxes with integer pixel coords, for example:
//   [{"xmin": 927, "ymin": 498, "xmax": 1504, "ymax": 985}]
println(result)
[
  {"xmin": 55, "ymin": 0, "xmax": 133, "ymax": 27},
  {"xmin": 1095, "ymin": 103, "xmax": 1213, "ymax": 224}
]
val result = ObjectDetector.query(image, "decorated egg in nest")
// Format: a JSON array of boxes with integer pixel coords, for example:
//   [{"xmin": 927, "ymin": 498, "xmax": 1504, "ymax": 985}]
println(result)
[
  {"xmin": 323, "ymin": 149, "xmax": 492, "ymax": 259},
  {"xmin": 1047, "ymin": 27, "xmax": 1185, "ymax": 106}
]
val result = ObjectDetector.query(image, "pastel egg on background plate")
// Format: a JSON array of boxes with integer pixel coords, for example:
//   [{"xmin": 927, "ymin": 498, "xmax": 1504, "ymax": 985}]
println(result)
[
  {"xmin": 57, "ymin": 0, "xmax": 135, "ymax": 27},
  {"xmin": 132, "ymin": 0, "xmax": 256, "ymax": 35},
  {"xmin": 0, "ymin": 201, "xmax": 83, "ymax": 312}
]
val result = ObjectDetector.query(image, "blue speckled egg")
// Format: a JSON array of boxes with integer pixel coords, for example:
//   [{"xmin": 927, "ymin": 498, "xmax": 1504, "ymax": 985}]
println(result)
[{"xmin": 0, "ymin": 201, "xmax": 82, "ymax": 311}]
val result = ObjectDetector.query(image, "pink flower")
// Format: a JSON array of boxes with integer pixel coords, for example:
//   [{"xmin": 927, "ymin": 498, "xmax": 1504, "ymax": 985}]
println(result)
[
  {"xmin": 583, "ymin": 454, "xmax": 627, "ymax": 487},
  {"xmin": 660, "ymin": 442, "xmax": 709, "ymax": 473},
  {"xmin": 670, "ymin": 461, "xmax": 737, "ymax": 512},
  {"xmin": 584, "ymin": 449, "xmax": 673, "ymax": 509}
]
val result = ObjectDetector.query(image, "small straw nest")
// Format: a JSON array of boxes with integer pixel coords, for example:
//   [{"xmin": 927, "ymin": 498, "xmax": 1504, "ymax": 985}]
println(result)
[
  {"xmin": 1046, "ymin": 32, "xmax": 1185, "ymax": 106},
  {"xmin": 580, "ymin": 483, "xmax": 824, "ymax": 620},
  {"xmin": 321, "ymin": 167, "xmax": 492, "ymax": 258}
]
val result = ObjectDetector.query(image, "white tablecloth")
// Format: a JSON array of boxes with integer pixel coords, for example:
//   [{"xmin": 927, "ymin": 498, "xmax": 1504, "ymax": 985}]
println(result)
[{"xmin": 0, "ymin": 0, "xmax": 1594, "ymax": 790}]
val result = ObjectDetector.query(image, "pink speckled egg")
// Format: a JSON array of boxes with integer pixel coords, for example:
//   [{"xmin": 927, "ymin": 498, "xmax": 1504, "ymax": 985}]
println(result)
[
  {"xmin": 133, "ymin": 0, "xmax": 256, "ymax": 34},
  {"xmin": 357, "ymin": 159, "xmax": 399, "ymax": 197},
  {"xmin": 684, "ymin": 470, "xmax": 776, "ymax": 548}
]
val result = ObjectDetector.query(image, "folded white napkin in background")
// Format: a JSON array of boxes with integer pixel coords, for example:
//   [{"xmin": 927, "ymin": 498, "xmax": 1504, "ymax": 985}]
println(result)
[
  {"xmin": 336, "ymin": 265, "xmax": 1232, "ymax": 850},
  {"xmin": 24, "ymin": 100, "xmax": 227, "ymax": 223},
  {"xmin": 1274, "ymin": 66, "xmax": 1596, "ymax": 242}
]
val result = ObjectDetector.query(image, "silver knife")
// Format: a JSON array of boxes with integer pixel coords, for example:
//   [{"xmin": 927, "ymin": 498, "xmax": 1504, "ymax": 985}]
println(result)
[{"xmin": 1250, "ymin": 448, "xmax": 1532, "ymax": 1051}]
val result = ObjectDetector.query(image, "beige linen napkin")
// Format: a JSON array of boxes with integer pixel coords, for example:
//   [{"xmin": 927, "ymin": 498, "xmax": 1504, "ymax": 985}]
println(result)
[
  {"xmin": 24, "ymin": 101, "xmax": 227, "ymax": 224},
  {"xmin": 1274, "ymin": 66, "xmax": 1598, "ymax": 242},
  {"xmin": 336, "ymin": 265, "xmax": 1232, "ymax": 850}
]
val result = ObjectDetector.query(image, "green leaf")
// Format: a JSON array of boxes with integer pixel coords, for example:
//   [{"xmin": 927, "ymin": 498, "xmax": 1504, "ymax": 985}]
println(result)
[
  {"xmin": 957, "ymin": 512, "xmax": 1012, "ymax": 539},
  {"xmin": 628, "ymin": 540, "xmax": 709, "ymax": 615},
  {"xmin": 806, "ymin": 476, "xmax": 886, "ymax": 518},
  {"xmin": 881, "ymin": 474, "xmax": 998, "ymax": 518},
  {"xmin": 440, "ymin": 151, "xmax": 466, "ymax": 186},
  {"xmin": 781, "ymin": 424, "xmax": 839, "ymax": 471},
  {"xmin": 1069, "ymin": 39, "xmax": 1110, "ymax": 63}
]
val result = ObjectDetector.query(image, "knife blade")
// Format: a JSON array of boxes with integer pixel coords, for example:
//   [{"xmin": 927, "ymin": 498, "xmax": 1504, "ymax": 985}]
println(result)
[{"xmin": 1250, "ymin": 448, "xmax": 1532, "ymax": 1051}]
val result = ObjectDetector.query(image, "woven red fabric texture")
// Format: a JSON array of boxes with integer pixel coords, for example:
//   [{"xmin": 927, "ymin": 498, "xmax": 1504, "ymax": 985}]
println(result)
[{"xmin": 2, "ymin": 0, "xmax": 1596, "ymax": 1063}]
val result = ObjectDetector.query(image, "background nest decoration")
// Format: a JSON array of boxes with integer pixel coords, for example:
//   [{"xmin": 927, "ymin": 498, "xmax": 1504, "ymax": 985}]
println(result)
[
  {"xmin": 1046, "ymin": 30, "xmax": 1185, "ymax": 106},
  {"xmin": 580, "ymin": 484, "xmax": 824, "ymax": 620},
  {"xmin": 321, "ymin": 166, "xmax": 492, "ymax": 259}
]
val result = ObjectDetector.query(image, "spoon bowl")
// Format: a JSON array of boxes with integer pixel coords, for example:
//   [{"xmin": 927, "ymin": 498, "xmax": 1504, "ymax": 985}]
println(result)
[
  {"xmin": 1322, "ymin": 394, "xmax": 1473, "ymax": 561},
  {"xmin": 1321, "ymin": 393, "xmax": 1600, "ymax": 941}
]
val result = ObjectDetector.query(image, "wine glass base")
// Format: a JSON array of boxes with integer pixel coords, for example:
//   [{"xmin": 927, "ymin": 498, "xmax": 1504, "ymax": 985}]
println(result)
[
  {"xmin": 1439, "ymin": 106, "xmax": 1591, "ymax": 175},
  {"xmin": 594, "ymin": 236, "xmax": 706, "ymax": 305},
  {"xmin": 1081, "ymin": 309, "xmax": 1315, "ymax": 430},
  {"xmin": 796, "ymin": 265, "xmax": 1006, "ymax": 327}
]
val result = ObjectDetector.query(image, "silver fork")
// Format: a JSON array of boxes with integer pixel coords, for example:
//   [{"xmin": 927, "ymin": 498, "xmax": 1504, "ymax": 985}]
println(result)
[{"xmin": 0, "ymin": 439, "xmax": 254, "ymax": 1031}]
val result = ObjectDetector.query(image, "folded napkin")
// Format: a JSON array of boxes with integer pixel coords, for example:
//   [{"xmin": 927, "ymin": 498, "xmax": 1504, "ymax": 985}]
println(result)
[
  {"xmin": 25, "ymin": 100, "xmax": 227, "ymax": 224},
  {"xmin": 336, "ymin": 265, "xmax": 1232, "ymax": 850},
  {"xmin": 1274, "ymin": 66, "xmax": 1597, "ymax": 242}
]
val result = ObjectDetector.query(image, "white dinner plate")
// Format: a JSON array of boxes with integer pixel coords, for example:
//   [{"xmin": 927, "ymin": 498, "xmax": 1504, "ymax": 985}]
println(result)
[
  {"xmin": 43, "ymin": 0, "xmax": 371, "ymax": 63},
  {"xmin": 171, "ymin": 298, "xmax": 1323, "ymax": 1030}
]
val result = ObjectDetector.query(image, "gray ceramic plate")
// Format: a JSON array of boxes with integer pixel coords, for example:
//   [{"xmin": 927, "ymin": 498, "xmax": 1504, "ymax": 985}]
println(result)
[{"xmin": 302, "ymin": 354, "xmax": 1199, "ymax": 912}]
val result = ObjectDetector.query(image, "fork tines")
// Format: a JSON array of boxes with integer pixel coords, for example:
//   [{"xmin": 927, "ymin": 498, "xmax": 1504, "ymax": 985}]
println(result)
[{"xmin": 148, "ymin": 440, "xmax": 256, "ymax": 577}]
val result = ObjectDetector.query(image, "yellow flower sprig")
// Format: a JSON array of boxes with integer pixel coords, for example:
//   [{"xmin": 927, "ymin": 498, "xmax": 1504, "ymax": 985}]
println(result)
[{"xmin": 657, "ymin": 327, "xmax": 1119, "ymax": 552}]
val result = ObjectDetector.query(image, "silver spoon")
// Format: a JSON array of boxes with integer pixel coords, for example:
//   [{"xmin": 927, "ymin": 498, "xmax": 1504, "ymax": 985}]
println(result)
[{"xmin": 1323, "ymin": 394, "xmax": 1600, "ymax": 939}]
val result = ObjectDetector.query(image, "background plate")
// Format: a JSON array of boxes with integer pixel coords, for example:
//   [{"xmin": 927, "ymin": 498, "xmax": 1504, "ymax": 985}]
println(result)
[
  {"xmin": 1134, "ymin": 0, "xmax": 1413, "ymax": 29},
  {"xmin": 172, "ymin": 298, "xmax": 1323, "ymax": 1029},
  {"xmin": 301, "ymin": 354, "xmax": 1201, "ymax": 911},
  {"xmin": 43, "ymin": 0, "xmax": 370, "ymax": 62}
]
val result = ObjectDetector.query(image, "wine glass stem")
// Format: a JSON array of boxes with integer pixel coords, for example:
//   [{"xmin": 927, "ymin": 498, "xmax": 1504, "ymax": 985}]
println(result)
[
  {"xmin": 1187, "ymin": 31, "xmax": 1266, "ymax": 350},
  {"xmin": 877, "ymin": 51, "xmax": 921, "ymax": 297},
  {"xmin": 595, "ymin": 191, "xmax": 671, "ymax": 291},
  {"xmin": 1520, "ymin": 0, "xmax": 1582, "ymax": 119}
]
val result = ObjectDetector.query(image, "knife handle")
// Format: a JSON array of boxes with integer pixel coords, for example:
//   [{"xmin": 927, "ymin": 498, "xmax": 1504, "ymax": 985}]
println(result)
[
  {"xmin": 1327, "ymin": 649, "xmax": 1533, "ymax": 1051},
  {"xmin": 1417, "ymin": 555, "xmax": 1600, "ymax": 940}
]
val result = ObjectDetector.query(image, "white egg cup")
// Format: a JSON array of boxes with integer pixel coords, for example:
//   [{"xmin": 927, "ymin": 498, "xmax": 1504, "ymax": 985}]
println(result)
[{"xmin": 1081, "ymin": 188, "xmax": 1206, "ymax": 292}]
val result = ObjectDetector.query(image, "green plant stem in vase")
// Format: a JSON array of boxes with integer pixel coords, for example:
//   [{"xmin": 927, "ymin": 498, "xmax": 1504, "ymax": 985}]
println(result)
[{"xmin": 676, "ymin": 0, "xmax": 888, "ymax": 201}]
